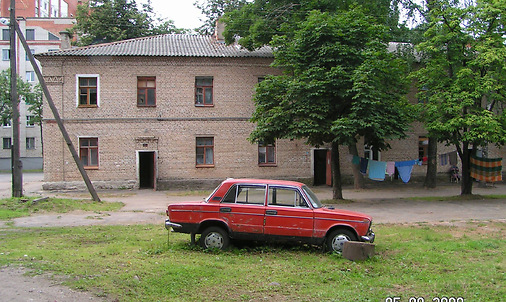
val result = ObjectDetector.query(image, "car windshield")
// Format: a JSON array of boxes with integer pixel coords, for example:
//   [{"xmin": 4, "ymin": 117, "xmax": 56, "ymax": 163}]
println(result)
[{"xmin": 302, "ymin": 185, "xmax": 323, "ymax": 208}]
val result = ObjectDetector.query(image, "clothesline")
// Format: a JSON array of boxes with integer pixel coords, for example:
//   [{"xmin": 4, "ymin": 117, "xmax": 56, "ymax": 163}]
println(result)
[
  {"xmin": 351, "ymin": 155, "xmax": 421, "ymax": 183},
  {"xmin": 351, "ymin": 153, "xmax": 503, "ymax": 183}
]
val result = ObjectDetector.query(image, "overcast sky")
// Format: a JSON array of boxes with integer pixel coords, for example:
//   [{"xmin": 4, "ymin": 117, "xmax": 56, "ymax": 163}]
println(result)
[{"xmin": 141, "ymin": 0, "xmax": 205, "ymax": 30}]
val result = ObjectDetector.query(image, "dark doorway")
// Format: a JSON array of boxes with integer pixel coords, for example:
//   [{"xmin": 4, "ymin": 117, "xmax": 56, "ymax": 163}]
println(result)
[
  {"xmin": 139, "ymin": 151, "xmax": 155, "ymax": 189},
  {"xmin": 314, "ymin": 149, "xmax": 327, "ymax": 185}
]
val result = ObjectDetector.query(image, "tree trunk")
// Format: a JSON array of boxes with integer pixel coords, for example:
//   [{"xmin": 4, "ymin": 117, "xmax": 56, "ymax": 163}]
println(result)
[
  {"xmin": 331, "ymin": 141, "xmax": 343, "ymax": 200},
  {"xmin": 348, "ymin": 144, "xmax": 364, "ymax": 189},
  {"xmin": 424, "ymin": 136, "xmax": 437, "ymax": 188},
  {"xmin": 460, "ymin": 145, "xmax": 473, "ymax": 195}
]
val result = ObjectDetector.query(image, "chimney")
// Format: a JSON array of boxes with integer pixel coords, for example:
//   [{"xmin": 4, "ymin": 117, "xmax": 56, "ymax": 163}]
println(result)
[
  {"xmin": 59, "ymin": 30, "xmax": 72, "ymax": 50},
  {"xmin": 214, "ymin": 17, "xmax": 225, "ymax": 42}
]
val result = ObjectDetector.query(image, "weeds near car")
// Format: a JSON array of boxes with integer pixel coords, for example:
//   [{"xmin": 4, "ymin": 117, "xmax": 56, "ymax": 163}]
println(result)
[
  {"xmin": 0, "ymin": 221, "xmax": 504, "ymax": 301},
  {"xmin": 0, "ymin": 197, "xmax": 124, "ymax": 220}
]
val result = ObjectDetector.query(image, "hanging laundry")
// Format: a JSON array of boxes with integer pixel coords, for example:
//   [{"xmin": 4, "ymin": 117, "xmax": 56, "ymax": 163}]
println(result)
[
  {"xmin": 368, "ymin": 160, "xmax": 387, "ymax": 181},
  {"xmin": 360, "ymin": 157, "xmax": 369, "ymax": 175},
  {"xmin": 352, "ymin": 155, "xmax": 360, "ymax": 165},
  {"xmin": 395, "ymin": 160, "xmax": 417, "ymax": 183},
  {"xmin": 470, "ymin": 155, "xmax": 503, "ymax": 182},
  {"xmin": 386, "ymin": 161, "xmax": 396, "ymax": 177}
]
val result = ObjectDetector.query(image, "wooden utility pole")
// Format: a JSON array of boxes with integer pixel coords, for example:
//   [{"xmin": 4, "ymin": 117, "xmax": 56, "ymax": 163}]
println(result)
[
  {"xmin": 13, "ymin": 22, "xmax": 101, "ymax": 202},
  {"xmin": 10, "ymin": 0, "xmax": 22, "ymax": 197}
]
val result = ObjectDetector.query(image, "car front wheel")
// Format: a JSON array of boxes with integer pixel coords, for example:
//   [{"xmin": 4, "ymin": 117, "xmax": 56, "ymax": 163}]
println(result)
[
  {"xmin": 326, "ymin": 228, "xmax": 357, "ymax": 253},
  {"xmin": 200, "ymin": 226, "xmax": 230, "ymax": 250}
]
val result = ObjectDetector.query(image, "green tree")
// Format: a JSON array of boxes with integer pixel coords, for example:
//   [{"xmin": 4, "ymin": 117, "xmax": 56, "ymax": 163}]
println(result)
[
  {"xmin": 194, "ymin": 0, "xmax": 247, "ymax": 34},
  {"xmin": 249, "ymin": 9, "xmax": 413, "ymax": 199},
  {"xmin": 0, "ymin": 69, "xmax": 40, "ymax": 124},
  {"xmin": 412, "ymin": 0, "xmax": 506, "ymax": 195},
  {"xmin": 223, "ymin": 0, "xmax": 406, "ymax": 50},
  {"xmin": 71, "ymin": 0, "xmax": 187, "ymax": 46}
]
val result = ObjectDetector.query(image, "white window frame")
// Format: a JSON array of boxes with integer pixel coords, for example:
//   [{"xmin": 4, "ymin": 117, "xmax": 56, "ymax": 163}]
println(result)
[
  {"xmin": 2, "ymin": 49, "xmax": 10, "ymax": 61},
  {"xmin": 76, "ymin": 74, "xmax": 100, "ymax": 107},
  {"xmin": 26, "ymin": 115, "xmax": 35, "ymax": 127},
  {"xmin": 26, "ymin": 137, "xmax": 36, "ymax": 150},
  {"xmin": 26, "ymin": 71, "xmax": 35, "ymax": 82}
]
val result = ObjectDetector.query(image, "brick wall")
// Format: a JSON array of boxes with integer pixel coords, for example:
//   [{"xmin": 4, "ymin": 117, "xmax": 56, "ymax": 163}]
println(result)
[{"xmin": 40, "ymin": 55, "xmax": 313, "ymax": 188}]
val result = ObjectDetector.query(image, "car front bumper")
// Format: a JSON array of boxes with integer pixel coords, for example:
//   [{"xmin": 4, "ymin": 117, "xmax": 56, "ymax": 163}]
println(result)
[
  {"xmin": 361, "ymin": 229, "xmax": 375, "ymax": 243},
  {"xmin": 165, "ymin": 219, "xmax": 182, "ymax": 230}
]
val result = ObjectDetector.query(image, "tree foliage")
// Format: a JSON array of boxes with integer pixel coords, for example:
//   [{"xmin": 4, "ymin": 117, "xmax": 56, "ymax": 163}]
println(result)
[
  {"xmin": 411, "ymin": 0, "xmax": 506, "ymax": 195},
  {"xmin": 248, "ymin": 8, "xmax": 413, "ymax": 198},
  {"xmin": 0, "ymin": 69, "xmax": 41, "ymax": 124},
  {"xmin": 71, "ymin": 0, "xmax": 188, "ymax": 46},
  {"xmin": 194, "ymin": 0, "xmax": 247, "ymax": 34},
  {"xmin": 223, "ymin": 0, "xmax": 407, "ymax": 50}
]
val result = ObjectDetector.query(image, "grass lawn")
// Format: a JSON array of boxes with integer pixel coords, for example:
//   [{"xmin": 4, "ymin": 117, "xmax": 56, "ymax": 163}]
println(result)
[
  {"xmin": 0, "ymin": 197, "xmax": 124, "ymax": 220},
  {"xmin": 0, "ymin": 221, "xmax": 504, "ymax": 301}
]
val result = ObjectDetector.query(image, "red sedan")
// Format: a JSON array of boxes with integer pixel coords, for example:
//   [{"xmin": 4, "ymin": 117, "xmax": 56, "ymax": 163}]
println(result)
[{"xmin": 165, "ymin": 178, "xmax": 375, "ymax": 252}]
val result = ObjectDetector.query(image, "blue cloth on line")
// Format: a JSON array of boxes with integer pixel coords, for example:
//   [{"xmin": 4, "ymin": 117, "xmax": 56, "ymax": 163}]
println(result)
[
  {"xmin": 360, "ymin": 158, "xmax": 369, "ymax": 175},
  {"xmin": 395, "ymin": 160, "xmax": 417, "ymax": 167},
  {"xmin": 368, "ymin": 160, "xmax": 387, "ymax": 181},
  {"xmin": 395, "ymin": 160, "xmax": 417, "ymax": 183},
  {"xmin": 352, "ymin": 155, "xmax": 360, "ymax": 165}
]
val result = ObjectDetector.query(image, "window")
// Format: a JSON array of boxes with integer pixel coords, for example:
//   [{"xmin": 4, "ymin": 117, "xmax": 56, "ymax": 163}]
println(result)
[
  {"xmin": 2, "ymin": 49, "xmax": 10, "ymax": 61},
  {"xmin": 79, "ymin": 138, "xmax": 99, "ymax": 168},
  {"xmin": 3, "ymin": 138, "xmax": 11, "ymax": 149},
  {"xmin": 77, "ymin": 76, "xmax": 99, "ymax": 107},
  {"xmin": 26, "ymin": 115, "xmax": 35, "ymax": 127},
  {"xmin": 258, "ymin": 142, "xmax": 276, "ymax": 166},
  {"xmin": 25, "ymin": 29, "xmax": 35, "ymax": 41},
  {"xmin": 48, "ymin": 32, "xmax": 59, "ymax": 41},
  {"xmin": 268, "ymin": 187, "xmax": 307, "ymax": 207},
  {"xmin": 26, "ymin": 49, "xmax": 35, "ymax": 61},
  {"xmin": 222, "ymin": 184, "xmax": 266, "ymax": 205},
  {"xmin": 137, "ymin": 77, "xmax": 156, "ymax": 106},
  {"xmin": 364, "ymin": 137, "xmax": 380, "ymax": 161},
  {"xmin": 2, "ymin": 29, "xmax": 9, "ymax": 41},
  {"xmin": 2, "ymin": 118, "xmax": 11, "ymax": 127},
  {"xmin": 196, "ymin": 137, "xmax": 214, "ymax": 167},
  {"xmin": 419, "ymin": 136, "xmax": 428, "ymax": 164},
  {"xmin": 195, "ymin": 77, "xmax": 213, "ymax": 106},
  {"xmin": 26, "ymin": 71, "xmax": 35, "ymax": 82},
  {"xmin": 26, "ymin": 137, "xmax": 35, "ymax": 150}
]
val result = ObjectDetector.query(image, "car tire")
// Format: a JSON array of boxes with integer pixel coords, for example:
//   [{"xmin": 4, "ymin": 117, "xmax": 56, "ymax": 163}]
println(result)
[
  {"xmin": 326, "ymin": 228, "xmax": 357, "ymax": 253},
  {"xmin": 200, "ymin": 226, "xmax": 230, "ymax": 250}
]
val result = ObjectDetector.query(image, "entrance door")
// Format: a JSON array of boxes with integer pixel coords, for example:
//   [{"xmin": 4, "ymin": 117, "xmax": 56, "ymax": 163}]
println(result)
[
  {"xmin": 314, "ymin": 149, "xmax": 326, "ymax": 185},
  {"xmin": 139, "ymin": 151, "xmax": 156, "ymax": 189}
]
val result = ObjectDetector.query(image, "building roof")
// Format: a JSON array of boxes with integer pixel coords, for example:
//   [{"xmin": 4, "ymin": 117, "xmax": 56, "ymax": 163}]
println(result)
[{"xmin": 35, "ymin": 34, "xmax": 273, "ymax": 58}]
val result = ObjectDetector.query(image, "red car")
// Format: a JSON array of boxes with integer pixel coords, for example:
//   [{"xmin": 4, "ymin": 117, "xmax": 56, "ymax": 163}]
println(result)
[{"xmin": 165, "ymin": 178, "xmax": 375, "ymax": 252}]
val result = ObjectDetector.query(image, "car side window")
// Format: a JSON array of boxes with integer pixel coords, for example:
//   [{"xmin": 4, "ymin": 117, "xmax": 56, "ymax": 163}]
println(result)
[
  {"xmin": 222, "ymin": 185, "xmax": 266, "ymax": 205},
  {"xmin": 222, "ymin": 185, "xmax": 237, "ymax": 203},
  {"xmin": 268, "ymin": 187, "xmax": 308, "ymax": 207}
]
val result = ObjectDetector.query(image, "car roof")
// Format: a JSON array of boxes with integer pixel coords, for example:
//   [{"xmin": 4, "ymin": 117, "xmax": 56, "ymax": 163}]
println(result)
[{"xmin": 221, "ymin": 178, "xmax": 305, "ymax": 187}]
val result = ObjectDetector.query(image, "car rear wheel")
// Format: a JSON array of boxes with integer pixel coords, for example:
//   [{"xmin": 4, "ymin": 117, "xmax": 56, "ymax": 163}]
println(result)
[
  {"xmin": 200, "ymin": 226, "xmax": 230, "ymax": 250},
  {"xmin": 326, "ymin": 228, "xmax": 357, "ymax": 253}
]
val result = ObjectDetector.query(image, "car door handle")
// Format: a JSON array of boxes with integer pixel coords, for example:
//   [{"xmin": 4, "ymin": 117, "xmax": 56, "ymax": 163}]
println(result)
[
  {"xmin": 266, "ymin": 210, "xmax": 277, "ymax": 215},
  {"xmin": 220, "ymin": 207, "xmax": 232, "ymax": 213}
]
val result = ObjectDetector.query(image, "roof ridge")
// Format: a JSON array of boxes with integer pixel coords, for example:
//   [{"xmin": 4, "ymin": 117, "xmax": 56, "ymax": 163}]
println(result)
[{"xmin": 36, "ymin": 34, "xmax": 273, "ymax": 58}]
